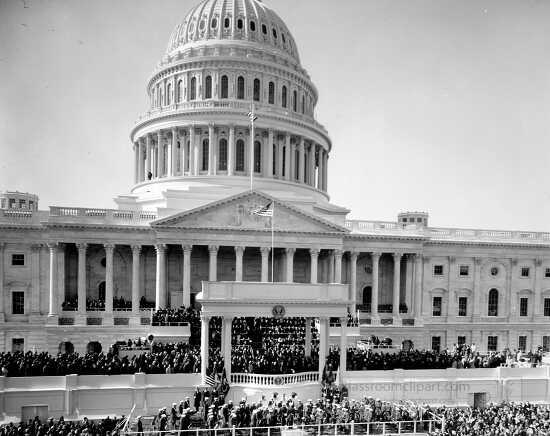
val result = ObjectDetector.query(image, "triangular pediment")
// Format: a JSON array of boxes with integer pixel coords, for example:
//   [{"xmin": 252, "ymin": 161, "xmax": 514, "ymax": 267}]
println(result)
[{"xmin": 151, "ymin": 190, "xmax": 348, "ymax": 234}]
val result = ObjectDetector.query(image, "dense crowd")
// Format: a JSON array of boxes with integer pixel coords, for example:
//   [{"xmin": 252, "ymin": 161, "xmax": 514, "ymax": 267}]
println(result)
[
  {"xmin": 431, "ymin": 402, "xmax": 550, "ymax": 436},
  {"xmin": 0, "ymin": 416, "xmax": 123, "ymax": 436},
  {"xmin": 151, "ymin": 307, "xmax": 200, "ymax": 326}
]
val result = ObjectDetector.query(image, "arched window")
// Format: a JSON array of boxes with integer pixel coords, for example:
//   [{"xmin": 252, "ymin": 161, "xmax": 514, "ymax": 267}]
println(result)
[
  {"xmin": 488, "ymin": 289, "xmax": 499, "ymax": 316},
  {"xmin": 281, "ymin": 86, "xmax": 287, "ymax": 108},
  {"xmin": 301, "ymin": 95, "xmax": 305, "ymax": 114},
  {"xmin": 268, "ymin": 82, "xmax": 275, "ymax": 104},
  {"xmin": 87, "ymin": 341, "xmax": 102, "ymax": 354},
  {"xmin": 224, "ymin": 17, "xmax": 230, "ymax": 28},
  {"xmin": 58, "ymin": 341, "xmax": 74, "ymax": 354},
  {"xmin": 221, "ymin": 75, "xmax": 228, "ymax": 99},
  {"xmin": 159, "ymin": 89, "xmax": 164, "ymax": 106},
  {"xmin": 201, "ymin": 139, "xmax": 209, "ymax": 171},
  {"xmin": 185, "ymin": 140, "xmax": 190, "ymax": 172},
  {"xmin": 236, "ymin": 139, "xmax": 245, "ymax": 171},
  {"xmin": 177, "ymin": 80, "xmax": 183, "ymax": 103},
  {"xmin": 292, "ymin": 90, "xmax": 297, "ymax": 112},
  {"xmin": 237, "ymin": 76, "xmax": 245, "ymax": 100},
  {"xmin": 254, "ymin": 141, "xmax": 261, "ymax": 173},
  {"xmin": 237, "ymin": 18, "xmax": 243, "ymax": 30},
  {"xmin": 272, "ymin": 28, "xmax": 278, "ymax": 39},
  {"xmin": 211, "ymin": 18, "xmax": 217, "ymax": 29},
  {"xmin": 282, "ymin": 146, "xmax": 286, "ymax": 176},
  {"xmin": 250, "ymin": 21, "xmax": 256, "ymax": 32},
  {"xmin": 166, "ymin": 83, "xmax": 171, "ymax": 105},
  {"xmin": 176, "ymin": 141, "xmax": 181, "ymax": 173},
  {"xmin": 218, "ymin": 138, "xmax": 228, "ymax": 171},
  {"xmin": 262, "ymin": 24, "xmax": 267, "ymax": 34},
  {"xmin": 205, "ymin": 75, "xmax": 212, "ymax": 99},
  {"xmin": 272, "ymin": 144, "xmax": 277, "ymax": 175},
  {"xmin": 190, "ymin": 77, "xmax": 197, "ymax": 100},
  {"xmin": 253, "ymin": 79, "xmax": 261, "ymax": 102},
  {"xmin": 295, "ymin": 149, "xmax": 300, "ymax": 178},
  {"xmin": 363, "ymin": 286, "xmax": 372, "ymax": 312}
]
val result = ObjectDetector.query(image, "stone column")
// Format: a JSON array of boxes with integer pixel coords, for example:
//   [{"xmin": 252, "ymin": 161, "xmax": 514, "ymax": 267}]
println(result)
[
  {"xmin": 138, "ymin": 138, "xmax": 145, "ymax": 182},
  {"xmin": 30, "ymin": 244, "xmax": 41, "ymax": 316},
  {"xmin": 145, "ymin": 134, "xmax": 152, "ymax": 179},
  {"xmin": 472, "ymin": 257, "xmax": 482, "ymax": 322},
  {"xmin": 180, "ymin": 132, "xmax": 187, "ymax": 175},
  {"xmin": 277, "ymin": 136, "xmax": 284, "ymax": 179},
  {"xmin": 208, "ymin": 123, "xmax": 215, "ymax": 176},
  {"xmin": 323, "ymin": 152, "xmax": 328, "ymax": 191},
  {"xmin": 392, "ymin": 253, "xmax": 402, "ymax": 317},
  {"xmin": 182, "ymin": 245, "xmax": 192, "ymax": 307},
  {"xmin": 328, "ymin": 250, "xmax": 335, "ymax": 283},
  {"xmin": 170, "ymin": 128, "xmax": 178, "ymax": 177},
  {"xmin": 317, "ymin": 149, "xmax": 324, "ymax": 190},
  {"xmin": 267, "ymin": 129, "xmax": 274, "ymax": 178},
  {"xmin": 371, "ymin": 252, "xmax": 381, "ymax": 318},
  {"xmin": 134, "ymin": 142, "xmax": 139, "ymax": 184},
  {"xmin": 76, "ymin": 243, "xmax": 87, "ymax": 316},
  {"xmin": 260, "ymin": 247, "xmax": 270, "ymax": 283},
  {"xmin": 309, "ymin": 144, "xmax": 316, "ymax": 186},
  {"xmin": 191, "ymin": 126, "xmax": 199, "ymax": 176},
  {"xmin": 284, "ymin": 134, "xmax": 291, "ymax": 180},
  {"xmin": 235, "ymin": 246, "xmax": 245, "ymax": 282},
  {"xmin": 157, "ymin": 131, "xmax": 163, "ymax": 177},
  {"xmin": 304, "ymin": 317, "xmax": 312, "ymax": 356},
  {"xmin": 0, "ymin": 244, "xmax": 4, "ymax": 321},
  {"xmin": 414, "ymin": 254, "xmax": 424, "ymax": 321},
  {"xmin": 350, "ymin": 251, "xmax": 358, "ymax": 313},
  {"xmin": 334, "ymin": 250, "xmax": 343, "ymax": 283},
  {"xmin": 339, "ymin": 316, "xmax": 347, "ymax": 372},
  {"xmin": 47, "ymin": 243, "xmax": 58, "ymax": 318},
  {"xmin": 534, "ymin": 258, "xmax": 544, "ymax": 320},
  {"xmin": 200, "ymin": 314, "xmax": 210, "ymax": 385},
  {"xmin": 309, "ymin": 248, "xmax": 319, "ymax": 284},
  {"xmin": 222, "ymin": 316, "xmax": 233, "ymax": 380},
  {"xmin": 104, "ymin": 244, "xmax": 114, "ymax": 316},
  {"xmin": 228, "ymin": 125, "xmax": 235, "ymax": 176},
  {"xmin": 318, "ymin": 317, "xmax": 328, "ymax": 380},
  {"xmin": 298, "ymin": 138, "xmax": 305, "ymax": 183},
  {"xmin": 285, "ymin": 248, "xmax": 295, "ymax": 283},
  {"xmin": 57, "ymin": 244, "xmax": 65, "ymax": 315},
  {"xmin": 208, "ymin": 245, "xmax": 219, "ymax": 281},
  {"xmin": 155, "ymin": 244, "xmax": 166, "ymax": 310},
  {"xmin": 131, "ymin": 245, "xmax": 141, "ymax": 316}
]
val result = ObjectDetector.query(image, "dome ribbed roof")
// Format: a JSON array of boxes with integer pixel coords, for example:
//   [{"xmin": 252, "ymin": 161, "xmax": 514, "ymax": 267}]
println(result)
[{"xmin": 166, "ymin": 0, "xmax": 300, "ymax": 63}]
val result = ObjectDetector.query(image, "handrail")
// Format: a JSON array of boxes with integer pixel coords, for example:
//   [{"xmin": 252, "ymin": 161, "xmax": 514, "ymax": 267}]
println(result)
[{"xmin": 230, "ymin": 371, "xmax": 319, "ymax": 385}]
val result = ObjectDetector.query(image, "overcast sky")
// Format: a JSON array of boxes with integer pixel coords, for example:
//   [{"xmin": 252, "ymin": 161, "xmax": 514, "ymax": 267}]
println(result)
[{"xmin": 1, "ymin": 0, "xmax": 549, "ymax": 231}]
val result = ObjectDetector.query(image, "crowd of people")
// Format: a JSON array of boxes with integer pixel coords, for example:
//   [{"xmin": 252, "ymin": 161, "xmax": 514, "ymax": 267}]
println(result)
[
  {"xmin": 151, "ymin": 307, "xmax": 200, "ymax": 326},
  {"xmin": 431, "ymin": 402, "xmax": 550, "ymax": 436},
  {"xmin": 0, "ymin": 416, "xmax": 123, "ymax": 436},
  {"xmin": 61, "ymin": 296, "xmax": 156, "ymax": 312}
]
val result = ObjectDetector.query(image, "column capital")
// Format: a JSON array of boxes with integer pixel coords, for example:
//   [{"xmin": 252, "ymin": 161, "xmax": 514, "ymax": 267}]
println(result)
[
  {"xmin": 104, "ymin": 243, "xmax": 116, "ymax": 252},
  {"xmin": 47, "ymin": 242, "xmax": 58, "ymax": 250},
  {"xmin": 76, "ymin": 242, "xmax": 88, "ymax": 251},
  {"xmin": 371, "ymin": 251, "xmax": 381, "ymax": 259},
  {"xmin": 208, "ymin": 245, "xmax": 219, "ymax": 254},
  {"xmin": 393, "ymin": 252, "xmax": 403, "ymax": 260},
  {"xmin": 535, "ymin": 257, "xmax": 544, "ymax": 267},
  {"xmin": 260, "ymin": 246, "xmax": 271, "ymax": 255},
  {"xmin": 474, "ymin": 257, "xmax": 483, "ymax": 265},
  {"xmin": 334, "ymin": 249, "xmax": 344, "ymax": 258},
  {"xmin": 349, "ymin": 251, "xmax": 359, "ymax": 261},
  {"xmin": 155, "ymin": 244, "xmax": 167, "ymax": 253},
  {"xmin": 30, "ymin": 243, "xmax": 42, "ymax": 252},
  {"xmin": 285, "ymin": 247, "xmax": 296, "ymax": 255},
  {"xmin": 309, "ymin": 248, "xmax": 320, "ymax": 257},
  {"xmin": 200, "ymin": 313, "xmax": 211, "ymax": 323},
  {"xmin": 223, "ymin": 315, "xmax": 235, "ymax": 323},
  {"xmin": 234, "ymin": 246, "xmax": 245, "ymax": 255},
  {"xmin": 448, "ymin": 255, "xmax": 456, "ymax": 264},
  {"xmin": 131, "ymin": 245, "xmax": 142, "ymax": 256},
  {"xmin": 182, "ymin": 244, "xmax": 193, "ymax": 253}
]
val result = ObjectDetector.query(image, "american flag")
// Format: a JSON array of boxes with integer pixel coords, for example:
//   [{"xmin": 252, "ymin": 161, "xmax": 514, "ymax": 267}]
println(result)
[
  {"xmin": 251, "ymin": 202, "xmax": 273, "ymax": 217},
  {"xmin": 204, "ymin": 374, "xmax": 217, "ymax": 387}
]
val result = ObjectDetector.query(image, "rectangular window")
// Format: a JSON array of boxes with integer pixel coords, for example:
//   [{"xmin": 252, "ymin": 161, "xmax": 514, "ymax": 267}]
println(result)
[
  {"xmin": 487, "ymin": 336, "xmax": 498, "ymax": 352},
  {"xmin": 457, "ymin": 336, "xmax": 466, "ymax": 346},
  {"xmin": 458, "ymin": 297, "xmax": 468, "ymax": 316},
  {"xmin": 432, "ymin": 297, "xmax": 442, "ymax": 317},
  {"xmin": 543, "ymin": 336, "xmax": 550, "ymax": 352},
  {"xmin": 519, "ymin": 297, "xmax": 528, "ymax": 317},
  {"xmin": 518, "ymin": 336, "xmax": 527, "ymax": 352},
  {"xmin": 431, "ymin": 336, "xmax": 441, "ymax": 353},
  {"xmin": 433, "ymin": 265, "xmax": 443, "ymax": 276},
  {"xmin": 12, "ymin": 338, "xmax": 24, "ymax": 352},
  {"xmin": 545, "ymin": 268, "xmax": 550, "ymax": 278},
  {"xmin": 521, "ymin": 267, "xmax": 530, "ymax": 278},
  {"xmin": 8, "ymin": 198, "xmax": 15, "ymax": 208},
  {"xmin": 12, "ymin": 292, "xmax": 24, "ymax": 315},
  {"xmin": 11, "ymin": 254, "xmax": 25, "ymax": 266},
  {"xmin": 459, "ymin": 265, "xmax": 469, "ymax": 276},
  {"xmin": 28, "ymin": 201, "xmax": 34, "ymax": 209},
  {"xmin": 544, "ymin": 298, "xmax": 550, "ymax": 317},
  {"xmin": 19, "ymin": 199, "xmax": 26, "ymax": 208}
]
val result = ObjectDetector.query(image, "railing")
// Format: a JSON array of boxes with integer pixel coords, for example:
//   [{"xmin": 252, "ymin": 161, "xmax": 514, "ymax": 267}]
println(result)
[
  {"xmin": 230, "ymin": 371, "xmax": 319, "ymax": 386},
  {"xmin": 0, "ymin": 209, "xmax": 43, "ymax": 225},
  {"xmin": 49, "ymin": 207, "xmax": 157, "ymax": 225},
  {"xmin": 121, "ymin": 420, "xmax": 441, "ymax": 435},
  {"xmin": 345, "ymin": 219, "xmax": 550, "ymax": 244}
]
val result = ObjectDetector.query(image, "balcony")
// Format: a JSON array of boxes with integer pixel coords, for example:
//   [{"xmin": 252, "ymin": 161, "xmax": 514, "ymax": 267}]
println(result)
[{"xmin": 49, "ymin": 207, "xmax": 157, "ymax": 226}]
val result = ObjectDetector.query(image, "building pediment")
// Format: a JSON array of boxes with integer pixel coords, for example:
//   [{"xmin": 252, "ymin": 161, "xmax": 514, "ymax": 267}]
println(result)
[{"xmin": 151, "ymin": 190, "xmax": 349, "ymax": 234}]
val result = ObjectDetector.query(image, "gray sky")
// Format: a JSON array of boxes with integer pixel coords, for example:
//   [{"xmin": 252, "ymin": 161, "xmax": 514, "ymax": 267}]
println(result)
[{"xmin": 1, "ymin": 0, "xmax": 549, "ymax": 231}]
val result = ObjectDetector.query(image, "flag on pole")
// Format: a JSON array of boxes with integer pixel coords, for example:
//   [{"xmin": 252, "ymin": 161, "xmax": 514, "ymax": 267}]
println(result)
[{"xmin": 251, "ymin": 202, "xmax": 273, "ymax": 217}]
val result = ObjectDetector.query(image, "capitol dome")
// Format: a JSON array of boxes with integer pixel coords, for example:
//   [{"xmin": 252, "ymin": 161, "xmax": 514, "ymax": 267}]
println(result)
[
  {"xmin": 166, "ymin": 0, "xmax": 301, "ymax": 64},
  {"xmin": 125, "ymin": 0, "xmax": 341, "ymax": 219}
]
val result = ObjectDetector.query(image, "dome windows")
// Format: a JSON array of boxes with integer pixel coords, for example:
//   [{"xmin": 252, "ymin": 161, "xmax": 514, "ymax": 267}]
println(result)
[
  {"xmin": 190, "ymin": 77, "xmax": 197, "ymax": 100},
  {"xmin": 281, "ymin": 85, "xmax": 287, "ymax": 108},
  {"xmin": 166, "ymin": 83, "xmax": 172, "ymax": 105},
  {"xmin": 292, "ymin": 90, "xmax": 297, "ymax": 112},
  {"xmin": 272, "ymin": 28, "xmax": 278, "ymax": 39},
  {"xmin": 205, "ymin": 75, "xmax": 212, "ymax": 99},
  {"xmin": 236, "ymin": 139, "xmax": 245, "ymax": 172},
  {"xmin": 262, "ymin": 24, "xmax": 267, "ymax": 34},
  {"xmin": 253, "ymin": 79, "xmax": 261, "ymax": 102},
  {"xmin": 220, "ymin": 75, "xmax": 229, "ymax": 99},
  {"xmin": 250, "ymin": 21, "xmax": 256, "ymax": 32},
  {"xmin": 282, "ymin": 33, "xmax": 286, "ymax": 44},
  {"xmin": 237, "ymin": 18, "xmax": 244, "ymax": 30},
  {"xmin": 224, "ymin": 17, "xmax": 231, "ymax": 28},
  {"xmin": 254, "ymin": 141, "xmax": 262, "ymax": 173},
  {"xmin": 218, "ymin": 139, "xmax": 228, "ymax": 171},
  {"xmin": 211, "ymin": 18, "xmax": 218, "ymax": 29},
  {"xmin": 268, "ymin": 82, "xmax": 275, "ymax": 104},
  {"xmin": 201, "ymin": 139, "xmax": 209, "ymax": 171},
  {"xmin": 237, "ymin": 76, "xmax": 245, "ymax": 100},
  {"xmin": 199, "ymin": 20, "xmax": 206, "ymax": 31},
  {"xmin": 177, "ymin": 80, "xmax": 183, "ymax": 103}
]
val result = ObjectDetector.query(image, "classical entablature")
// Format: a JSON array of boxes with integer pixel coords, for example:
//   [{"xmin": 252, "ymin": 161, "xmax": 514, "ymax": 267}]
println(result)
[{"xmin": 152, "ymin": 190, "xmax": 349, "ymax": 235}]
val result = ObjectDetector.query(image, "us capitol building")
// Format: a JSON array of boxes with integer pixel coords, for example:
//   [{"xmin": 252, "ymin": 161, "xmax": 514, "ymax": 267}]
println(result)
[{"xmin": 1, "ymin": 0, "xmax": 549, "ymax": 356}]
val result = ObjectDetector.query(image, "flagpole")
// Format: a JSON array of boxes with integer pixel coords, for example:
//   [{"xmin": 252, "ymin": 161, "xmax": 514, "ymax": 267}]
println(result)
[
  {"xmin": 271, "ymin": 202, "xmax": 275, "ymax": 283},
  {"xmin": 248, "ymin": 104, "xmax": 256, "ymax": 191}
]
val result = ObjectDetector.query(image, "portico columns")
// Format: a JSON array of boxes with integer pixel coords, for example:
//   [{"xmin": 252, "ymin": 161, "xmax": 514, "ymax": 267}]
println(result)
[
  {"xmin": 309, "ymin": 248, "xmax": 319, "ymax": 284},
  {"xmin": 267, "ymin": 129, "xmax": 274, "ymax": 178},
  {"xmin": 76, "ymin": 243, "xmax": 87, "ymax": 316},
  {"xmin": 371, "ymin": 252, "xmax": 381, "ymax": 319},
  {"xmin": 200, "ymin": 314, "xmax": 210, "ymax": 385},
  {"xmin": 47, "ymin": 243, "xmax": 58, "ymax": 318},
  {"xmin": 191, "ymin": 126, "xmax": 198, "ymax": 176},
  {"xmin": 0, "ymin": 243, "xmax": 4, "ymax": 321},
  {"xmin": 235, "ymin": 246, "xmax": 245, "ymax": 281},
  {"xmin": 284, "ymin": 134, "xmax": 291, "ymax": 181},
  {"xmin": 318, "ymin": 149, "xmax": 324, "ymax": 190},
  {"xmin": 260, "ymin": 247, "xmax": 270, "ymax": 282},
  {"xmin": 334, "ymin": 250, "xmax": 343, "ymax": 283},
  {"xmin": 277, "ymin": 136, "xmax": 284, "ymax": 178},
  {"xmin": 157, "ymin": 131, "xmax": 163, "ymax": 177},
  {"xmin": 104, "ymin": 244, "xmax": 115, "ymax": 317},
  {"xmin": 208, "ymin": 124, "xmax": 215, "ymax": 176},
  {"xmin": 318, "ymin": 317, "xmax": 329, "ymax": 380},
  {"xmin": 328, "ymin": 251, "xmax": 335, "ymax": 283},
  {"xmin": 182, "ymin": 245, "xmax": 192, "ymax": 307},
  {"xmin": 392, "ymin": 253, "xmax": 402, "ymax": 317},
  {"xmin": 145, "ymin": 134, "xmax": 152, "ymax": 179},
  {"xmin": 285, "ymin": 248, "xmax": 295, "ymax": 283},
  {"xmin": 170, "ymin": 128, "xmax": 178, "ymax": 177},
  {"xmin": 133, "ymin": 143, "xmax": 139, "ymax": 184},
  {"xmin": 228, "ymin": 126, "xmax": 235, "ymax": 176},
  {"xmin": 414, "ymin": 254, "xmax": 424, "ymax": 320},
  {"xmin": 221, "ymin": 316, "xmax": 233, "ymax": 380},
  {"xmin": 155, "ymin": 244, "xmax": 167, "ymax": 310},
  {"xmin": 339, "ymin": 316, "xmax": 347, "ymax": 372},
  {"xmin": 131, "ymin": 245, "xmax": 141, "ymax": 316},
  {"xmin": 209, "ymin": 245, "xmax": 219, "ymax": 281},
  {"xmin": 309, "ymin": 144, "xmax": 316, "ymax": 186},
  {"xmin": 350, "ymin": 252, "xmax": 358, "ymax": 313},
  {"xmin": 138, "ymin": 138, "xmax": 145, "ymax": 182},
  {"xmin": 298, "ymin": 138, "xmax": 305, "ymax": 183}
]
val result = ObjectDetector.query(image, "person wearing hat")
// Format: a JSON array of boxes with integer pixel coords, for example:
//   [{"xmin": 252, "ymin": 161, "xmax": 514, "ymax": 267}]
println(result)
[{"xmin": 136, "ymin": 416, "xmax": 143, "ymax": 435}]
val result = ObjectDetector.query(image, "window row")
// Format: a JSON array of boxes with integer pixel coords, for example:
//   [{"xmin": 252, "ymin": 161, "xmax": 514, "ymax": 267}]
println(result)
[
  {"xmin": 152, "ymin": 76, "xmax": 312, "ymax": 115},
  {"xmin": 432, "ymin": 264, "xmax": 550, "ymax": 278},
  {"xmin": 1, "ymin": 199, "xmax": 35, "ymax": 209},
  {"xmin": 432, "ymin": 335, "xmax": 550, "ymax": 353}
]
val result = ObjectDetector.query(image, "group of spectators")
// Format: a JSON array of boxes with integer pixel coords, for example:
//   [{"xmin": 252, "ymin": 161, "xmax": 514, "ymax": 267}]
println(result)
[
  {"xmin": 0, "ymin": 416, "xmax": 122, "ymax": 436},
  {"xmin": 431, "ymin": 402, "xmax": 550, "ymax": 436},
  {"xmin": 61, "ymin": 296, "xmax": 156, "ymax": 312},
  {"xmin": 151, "ymin": 307, "xmax": 200, "ymax": 326},
  {"xmin": 229, "ymin": 317, "xmax": 319, "ymax": 374}
]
